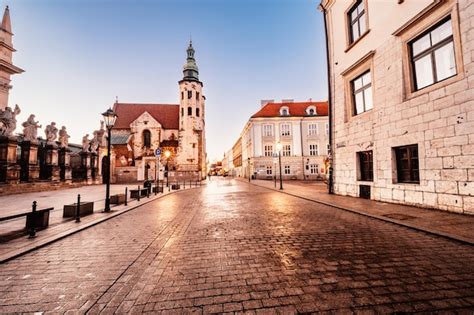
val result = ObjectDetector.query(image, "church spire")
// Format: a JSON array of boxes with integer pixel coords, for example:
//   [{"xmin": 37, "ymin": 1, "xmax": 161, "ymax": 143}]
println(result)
[
  {"xmin": 182, "ymin": 40, "xmax": 199, "ymax": 82},
  {"xmin": 1, "ymin": 6, "xmax": 11, "ymax": 34}
]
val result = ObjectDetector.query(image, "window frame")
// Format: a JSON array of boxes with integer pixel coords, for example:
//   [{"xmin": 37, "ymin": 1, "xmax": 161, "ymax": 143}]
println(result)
[
  {"xmin": 280, "ymin": 123, "xmax": 291, "ymax": 137},
  {"xmin": 309, "ymin": 144, "xmax": 318, "ymax": 156},
  {"xmin": 409, "ymin": 17, "xmax": 456, "ymax": 91},
  {"xmin": 394, "ymin": 144, "xmax": 420, "ymax": 184},
  {"xmin": 282, "ymin": 144, "xmax": 291, "ymax": 157},
  {"xmin": 187, "ymin": 107, "xmax": 192, "ymax": 116},
  {"xmin": 143, "ymin": 129, "xmax": 151, "ymax": 148},
  {"xmin": 308, "ymin": 123, "xmax": 318, "ymax": 136},
  {"xmin": 351, "ymin": 70, "xmax": 373, "ymax": 116},
  {"xmin": 348, "ymin": 0, "xmax": 366, "ymax": 44},
  {"xmin": 264, "ymin": 145, "xmax": 273, "ymax": 157},
  {"xmin": 398, "ymin": 3, "xmax": 465, "ymax": 101},
  {"xmin": 262, "ymin": 124, "xmax": 273, "ymax": 137},
  {"xmin": 357, "ymin": 150, "xmax": 373, "ymax": 182},
  {"xmin": 309, "ymin": 164, "xmax": 318, "ymax": 174},
  {"xmin": 284, "ymin": 165, "xmax": 291, "ymax": 175}
]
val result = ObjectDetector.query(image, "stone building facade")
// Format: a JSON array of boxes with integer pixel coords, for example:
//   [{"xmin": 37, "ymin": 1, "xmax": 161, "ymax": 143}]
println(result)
[
  {"xmin": 110, "ymin": 41, "xmax": 207, "ymax": 183},
  {"xmin": 232, "ymin": 101, "xmax": 329, "ymax": 180},
  {"xmin": 320, "ymin": 0, "xmax": 474, "ymax": 213}
]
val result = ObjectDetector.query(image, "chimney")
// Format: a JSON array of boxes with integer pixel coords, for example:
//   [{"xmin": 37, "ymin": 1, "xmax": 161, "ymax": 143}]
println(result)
[
  {"xmin": 282, "ymin": 99, "xmax": 294, "ymax": 103},
  {"xmin": 260, "ymin": 99, "xmax": 274, "ymax": 108}
]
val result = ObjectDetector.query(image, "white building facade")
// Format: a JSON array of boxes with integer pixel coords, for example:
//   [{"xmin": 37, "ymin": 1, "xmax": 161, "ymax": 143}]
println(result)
[
  {"xmin": 321, "ymin": 0, "xmax": 474, "ymax": 213},
  {"xmin": 239, "ymin": 101, "xmax": 329, "ymax": 180}
]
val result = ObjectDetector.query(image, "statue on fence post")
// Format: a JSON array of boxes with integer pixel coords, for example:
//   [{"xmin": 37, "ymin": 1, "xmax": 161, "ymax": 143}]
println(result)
[
  {"xmin": 82, "ymin": 134, "xmax": 90, "ymax": 152},
  {"xmin": 22, "ymin": 114, "xmax": 41, "ymax": 142},
  {"xmin": 0, "ymin": 104, "xmax": 21, "ymax": 137},
  {"xmin": 58, "ymin": 126, "xmax": 70, "ymax": 148},
  {"xmin": 45, "ymin": 122, "xmax": 58, "ymax": 145},
  {"xmin": 89, "ymin": 131, "xmax": 99, "ymax": 154}
]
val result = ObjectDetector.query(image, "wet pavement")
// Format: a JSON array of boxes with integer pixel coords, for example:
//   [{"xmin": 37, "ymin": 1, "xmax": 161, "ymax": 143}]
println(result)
[{"xmin": 0, "ymin": 178, "xmax": 473, "ymax": 313}]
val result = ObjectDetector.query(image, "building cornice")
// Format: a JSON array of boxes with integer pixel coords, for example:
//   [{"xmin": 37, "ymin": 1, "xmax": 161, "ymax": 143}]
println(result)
[
  {"xmin": 0, "ymin": 58, "xmax": 24, "ymax": 74},
  {"xmin": 340, "ymin": 50, "xmax": 375, "ymax": 76},
  {"xmin": 392, "ymin": 0, "xmax": 444, "ymax": 36}
]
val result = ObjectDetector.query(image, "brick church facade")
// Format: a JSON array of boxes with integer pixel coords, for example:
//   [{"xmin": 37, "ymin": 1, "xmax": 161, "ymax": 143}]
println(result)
[{"xmin": 110, "ymin": 41, "xmax": 207, "ymax": 183}]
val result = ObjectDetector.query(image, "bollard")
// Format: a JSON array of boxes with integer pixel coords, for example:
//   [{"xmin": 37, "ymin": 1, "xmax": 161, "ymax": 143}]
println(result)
[
  {"xmin": 154, "ymin": 183, "xmax": 157, "ymax": 196},
  {"xmin": 125, "ymin": 187, "xmax": 128, "ymax": 206},
  {"xmin": 137, "ymin": 185, "xmax": 140, "ymax": 201},
  {"xmin": 76, "ymin": 194, "xmax": 81, "ymax": 223},
  {"xmin": 28, "ymin": 201, "xmax": 37, "ymax": 238},
  {"xmin": 147, "ymin": 186, "xmax": 150, "ymax": 198}
]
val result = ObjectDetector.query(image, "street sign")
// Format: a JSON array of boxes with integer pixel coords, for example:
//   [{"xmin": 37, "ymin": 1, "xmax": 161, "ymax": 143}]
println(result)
[{"xmin": 155, "ymin": 148, "xmax": 162, "ymax": 156}]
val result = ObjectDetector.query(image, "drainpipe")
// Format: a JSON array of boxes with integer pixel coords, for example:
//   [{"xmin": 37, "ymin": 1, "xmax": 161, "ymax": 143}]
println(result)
[{"xmin": 319, "ymin": 2, "xmax": 334, "ymax": 194}]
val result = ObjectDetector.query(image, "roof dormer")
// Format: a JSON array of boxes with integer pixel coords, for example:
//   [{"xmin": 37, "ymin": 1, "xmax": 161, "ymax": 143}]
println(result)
[
  {"xmin": 280, "ymin": 106, "xmax": 290, "ymax": 116},
  {"xmin": 306, "ymin": 105, "xmax": 317, "ymax": 116}
]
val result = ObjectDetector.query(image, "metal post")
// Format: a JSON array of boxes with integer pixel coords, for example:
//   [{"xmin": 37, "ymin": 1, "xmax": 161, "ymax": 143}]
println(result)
[
  {"xmin": 156, "ymin": 158, "xmax": 160, "ymax": 194},
  {"xmin": 137, "ymin": 185, "xmax": 140, "ymax": 201},
  {"xmin": 278, "ymin": 151, "xmax": 283, "ymax": 190},
  {"xmin": 147, "ymin": 185, "xmax": 150, "ymax": 198},
  {"xmin": 104, "ymin": 127, "xmax": 112, "ymax": 212},
  {"xmin": 166, "ymin": 160, "xmax": 169, "ymax": 189},
  {"xmin": 76, "ymin": 194, "xmax": 81, "ymax": 223},
  {"xmin": 248, "ymin": 157, "xmax": 251, "ymax": 183},
  {"xmin": 274, "ymin": 174, "xmax": 276, "ymax": 188},
  {"xmin": 125, "ymin": 187, "xmax": 128, "ymax": 206},
  {"xmin": 28, "ymin": 201, "xmax": 37, "ymax": 238}
]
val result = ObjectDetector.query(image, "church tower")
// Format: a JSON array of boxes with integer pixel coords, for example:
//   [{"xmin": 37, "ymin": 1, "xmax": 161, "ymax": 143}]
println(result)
[
  {"xmin": 177, "ymin": 40, "xmax": 206, "ymax": 177},
  {"xmin": 0, "ymin": 6, "xmax": 24, "ymax": 110}
]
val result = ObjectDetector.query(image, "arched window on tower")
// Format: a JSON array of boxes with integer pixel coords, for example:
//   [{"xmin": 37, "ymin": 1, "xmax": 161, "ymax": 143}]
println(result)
[
  {"xmin": 143, "ymin": 130, "xmax": 151, "ymax": 148},
  {"xmin": 181, "ymin": 108, "xmax": 184, "ymax": 117},
  {"xmin": 188, "ymin": 91, "xmax": 192, "ymax": 99},
  {"xmin": 188, "ymin": 107, "xmax": 192, "ymax": 116},
  {"xmin": 196, "ymin": 108, "xmax": 200, "ymax": 117}
]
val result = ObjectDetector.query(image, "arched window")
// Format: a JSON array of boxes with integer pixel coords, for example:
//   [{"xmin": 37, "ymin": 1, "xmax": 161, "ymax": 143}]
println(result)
[
  {"xmin": 181, "ymin": 108, "xmax": 184, "ymax": 117},
  {"xmin": 143, "ymin": 130, "xmax": 151, "ymax": 148},
  {"xmin": 309, "ymin": 108, "xmax": 315, "ymax": 115},
  {"xmin": 280, "ymin": 106, "xmax": 290, "ymax": 116},
  {"xmin": 188, "ymin": 107, "xmax": 192, "ymax": 116},
  {"xmin": 196, "ymin": 108, "xmax": 200, "ymax": 117}
]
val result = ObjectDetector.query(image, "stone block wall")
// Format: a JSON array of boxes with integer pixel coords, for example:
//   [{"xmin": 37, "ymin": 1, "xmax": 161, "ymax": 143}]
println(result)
[{"xmin": 331, "ymin": 0, "xmax": 474, "ymax": 214}]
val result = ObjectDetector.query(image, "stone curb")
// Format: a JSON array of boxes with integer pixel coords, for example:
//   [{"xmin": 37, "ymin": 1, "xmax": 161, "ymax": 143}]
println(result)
[
  {"xmin": 0, "ymin": 185, "xmax": 204, "ymax": 264},
  {"xmin": 242, "ymin": 179, "xmax": 474, "ymax": 247}
]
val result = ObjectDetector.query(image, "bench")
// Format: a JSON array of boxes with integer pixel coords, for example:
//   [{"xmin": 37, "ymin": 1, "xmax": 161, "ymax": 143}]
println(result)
[
  {"xmin": 130, "ymin": 188, "xmax": 148, "ymax": 199},
  {"xmin": 0, "ymin": 207, "xmax": 53, "ymax": 230},
  {"xmin": 63, "ymin": 202, "xmax": 94, "ymax": 218},
  {"xmin": 110, "ymin": 193, "xmax": 126, "ymax": 205}
]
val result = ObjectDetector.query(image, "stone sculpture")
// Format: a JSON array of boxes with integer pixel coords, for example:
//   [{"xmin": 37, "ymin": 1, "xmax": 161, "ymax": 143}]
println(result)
[
  {"xmin": 22, "ymin": 114, "xmax": 41, "ymax": 142},
  {"xmin": 0, "ymin": 104, "xmax": 21, "ymax": 136},
  {"xmin": 96, "ymin": 121, "xmax": 106, "ymax": 147},
  {"xmin": 45, "ymin": 122, "xmax": 58, "ymax": 145},
  {"xmin": 89, "ymin": 131, "xmax": 99, "ymax": 154},
  {"xmin": 82, "ymin": 134, "xmax": 90, "ymax": 152},
  {"xmin": 58, "ymin": 126, "xmax": 70, "ymax": 148}
]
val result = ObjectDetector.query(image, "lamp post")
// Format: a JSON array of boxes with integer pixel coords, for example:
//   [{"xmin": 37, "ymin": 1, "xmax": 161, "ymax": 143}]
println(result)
[
  {"xmin": 276, "ymin": 142, "xmax": 283, "ymax": 190},
  {"xmin": 102, "ymin": 107, "xmax": 118, "ymax": 212},
  {"xmin": 164, "ymin": 150, "xmax": 171, "ymax": 191}
]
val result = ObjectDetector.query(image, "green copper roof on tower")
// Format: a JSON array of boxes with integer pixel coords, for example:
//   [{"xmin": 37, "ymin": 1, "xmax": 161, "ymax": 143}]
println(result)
[{"xmin": 182, "ymin": 40, "xmax": 199, "ymax": 82}]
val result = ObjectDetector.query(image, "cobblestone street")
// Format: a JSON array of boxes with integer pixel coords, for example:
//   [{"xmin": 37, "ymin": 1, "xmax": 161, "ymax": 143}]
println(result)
[{"xmin": 1, "ymin": 178, "xmax": 474, "ymax": 313}]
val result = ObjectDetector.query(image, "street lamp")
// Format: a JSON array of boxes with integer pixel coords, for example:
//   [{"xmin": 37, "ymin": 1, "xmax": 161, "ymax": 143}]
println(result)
[
  {"xmin": 102, "ymin": 107, "xmax": 118, "ymax": 212},
  {"xmin": 276, "ymin": 141, "xmax": 283, "ymax": 190},
  {"xmin": 164, "ymin": 150, "xmax": 171, "ymax": 191}
]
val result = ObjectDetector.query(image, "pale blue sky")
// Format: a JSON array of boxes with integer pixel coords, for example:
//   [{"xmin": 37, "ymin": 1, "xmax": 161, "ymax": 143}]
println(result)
[{"xmin": 6, "ymin": 0, "xmax": 327, "ymax": 161}]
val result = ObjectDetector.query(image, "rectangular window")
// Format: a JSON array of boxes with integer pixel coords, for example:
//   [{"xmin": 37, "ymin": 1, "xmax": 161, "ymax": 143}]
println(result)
[
  {"xmin": 284, "ymin": 165, "xmax": 291, "ymax": 175},
  {"xmin": 308, "ymin": 124, "xmax": 318, "ymax": 136},
  {"xmin": 281, "ymin": 124, "xmax": 291, "ymax": 136},
  {"xmin": 282, "ymin": 145, "xmax": 291, "ymax": 157},
  {"xmin": 266, "ymin": 166, "xmax": 272, "ymax": 175},
  {"xmin": 309, "ymin": 144, "xmax": 318, "ymax": 156},
  {"xmin": 263, "ymin": 124, "xmax": 273, "ymax": 137},
  {"xmin": 351, "ymin": 71, "xmax": 373, "ymax": 115},
  {"xmin": 348, "ymin": 0, "xmax": 366, "ymax": 44},
  {"xmin": 264, "ymin": 145, "xmax": 273, "ymax": 157},
  {"xmin": 188, "ymin": 91, "xmax": 192, "ymax": 99},
  {"xmin": 309, "ymin": 164, "xmax": 318, "ymax": 174},
  {"xmin": 410, "ymin": 18, "xmax": 456, "ymax": 91},
  {"xmin": 358, "ymin": 150, "xmax": 373, "ymax": 181},
  {"xmin": 395, "ymin": 144, "xmax": 419, "ymax": 183},
  {"xmin": 181, "ymin": 92, "xmax": 184, "ymax": 100}
]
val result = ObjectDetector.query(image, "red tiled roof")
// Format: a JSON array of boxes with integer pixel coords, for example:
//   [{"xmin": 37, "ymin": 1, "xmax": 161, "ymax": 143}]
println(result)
[
  {"xmin": 112, "ymin": 103, "xmax": 180, "ymax": 129},
  {"xmin": 251, "ymin": 101, "xmax": 328, "ymax": 118}
]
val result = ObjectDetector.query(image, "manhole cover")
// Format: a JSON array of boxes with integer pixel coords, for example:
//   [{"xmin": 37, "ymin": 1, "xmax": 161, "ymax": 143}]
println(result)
[{"xmin": 383, "ymin": 213, "xmax": 416, "ymax": 220}]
